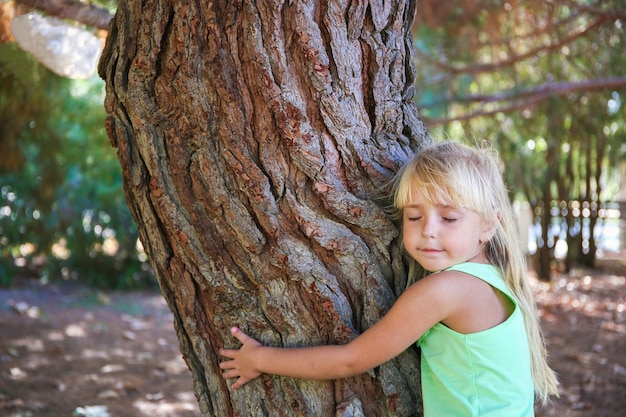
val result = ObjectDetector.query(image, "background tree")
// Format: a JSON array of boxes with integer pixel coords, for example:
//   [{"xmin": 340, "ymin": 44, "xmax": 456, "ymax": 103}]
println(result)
[
  {"xmin": 99, "ymin": 0, "xmax": 429, "ymax": 416},
  {"xmin": 0, "ymin": 1, "xmax": 149, "ymax": 288},
  {"xmin": 413, "ymin": 0, "xmax": 626, "ymax": 280}
]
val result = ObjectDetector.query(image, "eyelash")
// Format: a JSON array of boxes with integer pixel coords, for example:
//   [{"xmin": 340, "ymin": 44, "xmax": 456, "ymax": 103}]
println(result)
[{"xmin": 406, "ymin": 216, "xmax": 457, "ymax": 223}]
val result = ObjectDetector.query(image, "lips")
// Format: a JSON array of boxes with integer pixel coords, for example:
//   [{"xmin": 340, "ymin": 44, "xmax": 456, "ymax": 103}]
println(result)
[{"xmin": 420, "ymin": 248, "xmax": 443, "ymax": 254}]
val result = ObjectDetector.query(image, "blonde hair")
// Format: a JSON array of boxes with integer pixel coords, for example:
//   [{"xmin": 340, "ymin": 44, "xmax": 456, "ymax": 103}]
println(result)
[{"xmin": 393, "ymin": 141, "xmax": 559, "ymax": 402}]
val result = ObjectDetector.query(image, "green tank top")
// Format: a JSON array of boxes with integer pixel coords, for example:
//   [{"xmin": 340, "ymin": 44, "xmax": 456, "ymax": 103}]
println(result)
[{"xmin": 418, "ymin": 262, "xmax": 535, "ymax": 417}]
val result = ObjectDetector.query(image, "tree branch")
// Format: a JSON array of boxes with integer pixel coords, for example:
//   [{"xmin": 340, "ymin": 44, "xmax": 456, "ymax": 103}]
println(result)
[
  {"xmin": 549, "ymin": 0, "xmax": 626, "ymax": 20},
  {"xmin": 444, "ymin": 77, "xmax": 626, "ymax": 105},
  {"xmin": 421, "ymin": 77, "xmax": 626, "ymax": 125},
  {"xmin": 15, "ymin": 0, "xmax": 113, "ymax": 31},
  {"xmin": 416, "ymin": 16, "xmax": 610, "ymax": 76}
]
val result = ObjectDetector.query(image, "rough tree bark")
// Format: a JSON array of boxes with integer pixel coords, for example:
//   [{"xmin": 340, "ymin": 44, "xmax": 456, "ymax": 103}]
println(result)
[{"xmin": 99, "ymin": 1, "xmax": 430, "ymax": 415}]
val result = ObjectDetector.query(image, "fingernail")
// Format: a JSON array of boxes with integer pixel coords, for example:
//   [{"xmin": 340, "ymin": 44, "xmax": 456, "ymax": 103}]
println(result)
[{"xmin": 231, "ymin": 326, "xmax": 238, "ymax": 333}]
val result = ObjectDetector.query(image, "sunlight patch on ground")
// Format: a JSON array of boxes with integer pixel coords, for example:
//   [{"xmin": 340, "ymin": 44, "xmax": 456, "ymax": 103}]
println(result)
[
  {"xmin": 109, "ymin": 347, "xmax": 135, "ymax": 359},
  {"xmin": 162, "ymin": 357, "xmax": 189, "ymax": 375},
  {"xmin": 73, "ymin": 405, "xmax": 111, "ymax": 417},
  {"xmin": 9, "ymin": 366, "xmax": 28, "ymax": 380},
  {"xmin": 47, "ymin": 330, "xmax": 65, "ymax": 341},
  {"xmin": 133, "ymin": 391, "xmax": 198, "ymax": 417},
  {"xmin": 79, "ymin": 349, "xmax": 110, "ymax": 360},
  {"xmin": 65, "ymin": 323, "xmax": 88, "ymax": 337},
  {"xmin": 121, "ymin": 313, "xmax": 152, "ymax": 330},
  {"xmin": 533, "ymin": 271, "xmax": 626, "ymax": 331},
  {"xmin": 11, "ymin": 337, "xmax": 44, "ymax": 352},
  {"xmin": 100, "ymin": 364, "xmax": 125, "ymax": 373}
]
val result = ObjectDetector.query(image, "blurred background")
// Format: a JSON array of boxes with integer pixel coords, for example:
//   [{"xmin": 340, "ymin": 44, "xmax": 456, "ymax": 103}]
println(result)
[
  {"xmin": 412, "ymin": 0, "xmax": 626, "ymax": 281},
  {"xmin": 1, "ymin": 0, "xmax": 624, "ymax": 289},
  {"xmin": 1, "ymin": 1, "xmax": 153, "ymax": 289}
]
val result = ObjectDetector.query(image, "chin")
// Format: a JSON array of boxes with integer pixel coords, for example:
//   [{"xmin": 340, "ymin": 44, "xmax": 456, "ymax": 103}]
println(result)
[{"xmin": 419, "ymin": 262, "xmax": 450, "ymax": 273}]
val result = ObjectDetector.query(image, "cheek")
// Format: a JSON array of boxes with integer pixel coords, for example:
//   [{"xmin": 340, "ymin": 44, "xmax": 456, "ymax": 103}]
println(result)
[
  {"xmin": 402, "ymin": 225, "xmax": 417, "ymax": 248},
  {"xmin": 402, "ymin": 222, "xmax": 414, "ymax": 238},
  {"xmin": 401, "ymin": 227, "xmax": 409, "ymax": 247}
]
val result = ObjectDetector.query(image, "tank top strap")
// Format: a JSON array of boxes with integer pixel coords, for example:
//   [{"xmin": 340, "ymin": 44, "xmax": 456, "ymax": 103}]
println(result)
[{"xmin": 445, "ymin": 262, "xmax": 514, "ymax": 302}]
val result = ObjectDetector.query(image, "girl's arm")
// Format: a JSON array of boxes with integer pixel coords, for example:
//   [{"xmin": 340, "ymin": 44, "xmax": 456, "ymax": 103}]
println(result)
[
  {"xmin": 219, "ymin": 272, "xmax": 459, "ymax": 389},
  {"xmin": 219, "ymin": 327, "xmax": 362, "ymax": 388}
]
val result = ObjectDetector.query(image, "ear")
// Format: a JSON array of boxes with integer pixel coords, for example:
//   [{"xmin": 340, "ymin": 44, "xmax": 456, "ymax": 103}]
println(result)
[{"xmin": 479, "ymin": 214, "xmax": 500, "ymax": 244}]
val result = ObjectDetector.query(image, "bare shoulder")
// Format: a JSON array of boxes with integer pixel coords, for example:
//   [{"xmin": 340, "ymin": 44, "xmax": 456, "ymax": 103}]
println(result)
[
  {"xmin": 413, "ymin": 269, "xmax": 485, "ymax": 296},
  {"xmin": 400, "ymin": 270, "xmax": 474, "ymax": 310},
  {"xmin": 414, "ymin": 269, "xmax": 512, "ymax": 333},
  {"xmin": 406, "ymin": 270, "xmax": 493, "ymax": 316}
]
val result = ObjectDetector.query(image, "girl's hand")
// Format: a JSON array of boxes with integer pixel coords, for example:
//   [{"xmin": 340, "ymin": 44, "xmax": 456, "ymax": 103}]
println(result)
[{"xmin": 219, "ymin": 327, "xmax": 263, "ymax": 389}]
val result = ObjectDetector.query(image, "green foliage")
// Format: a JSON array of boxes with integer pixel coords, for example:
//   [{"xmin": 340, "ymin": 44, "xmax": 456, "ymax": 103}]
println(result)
[
  {"xmin": 0, "ymin": 43, "xmax": 154, "ymax": 289},
  {"xmin": 93, "ymin": 0, "xmax": 118, "ymax": 13}
]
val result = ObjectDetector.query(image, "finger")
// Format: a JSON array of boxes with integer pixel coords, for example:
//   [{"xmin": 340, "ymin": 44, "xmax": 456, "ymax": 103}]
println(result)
[
  {"xmin": 221, "ymin": 369, "xmax": 241, "ymax": 379},
  {"xmin": 231, "ymin": 376, "xmax": 251, "ymax": 389},
  {"xmin": 219, "ymin": 359, "xmax": 234, "ymax": 370},
  {"xmin": 219, "ymin": 348, "xmax": 237, "ymax": 359},
  {"xmin": 230, "ymin": 326, "xmax": 252, "ymax": 344}
]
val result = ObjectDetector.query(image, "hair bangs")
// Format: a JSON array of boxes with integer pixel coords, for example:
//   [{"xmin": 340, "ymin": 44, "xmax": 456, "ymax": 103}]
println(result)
[{"xmin": 395, "ymin": 154, "xmax": 495, "ymax": 217}]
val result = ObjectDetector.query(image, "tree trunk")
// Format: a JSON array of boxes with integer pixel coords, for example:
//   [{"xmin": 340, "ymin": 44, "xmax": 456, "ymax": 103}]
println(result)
[
  {"xmin": 535, "ymin": 198, "xmax": 553, "ymax": 282},
  {"xmin": 98, "ymin": 1, "xmax": 430, "ymax": 416}
]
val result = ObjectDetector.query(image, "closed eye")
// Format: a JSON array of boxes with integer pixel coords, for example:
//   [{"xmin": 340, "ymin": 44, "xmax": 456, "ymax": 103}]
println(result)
[
  {"xmin": 407, "ymin": 216, "xmax": 422, "ymax": 222},
  {"xmin": 442, "ymin": 217, "xmax": 458, "ymax": 222}
]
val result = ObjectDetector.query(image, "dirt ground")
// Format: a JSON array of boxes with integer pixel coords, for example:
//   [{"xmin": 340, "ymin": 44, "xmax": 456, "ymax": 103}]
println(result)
[{"xmin": 0, "ymin": 265, "xmax": 624, "ymax": 417}]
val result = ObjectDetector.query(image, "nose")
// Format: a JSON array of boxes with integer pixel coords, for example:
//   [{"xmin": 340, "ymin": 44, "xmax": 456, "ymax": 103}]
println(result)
[{"xmin": 421, "ymin": 216, "xmax": 437, "ymax": 238}]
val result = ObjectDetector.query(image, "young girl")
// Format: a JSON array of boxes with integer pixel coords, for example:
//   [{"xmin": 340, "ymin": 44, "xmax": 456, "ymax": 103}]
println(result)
[{"xmin": 220, "ymin": 141, "xmax": 559, "ymax": 416}]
